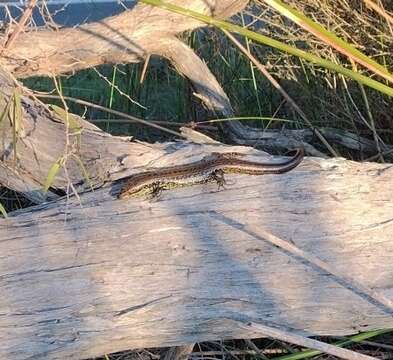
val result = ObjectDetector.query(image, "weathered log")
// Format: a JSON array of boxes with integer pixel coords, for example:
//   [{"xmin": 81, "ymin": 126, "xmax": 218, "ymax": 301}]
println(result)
[
  {"xmin": 0, "ymin": 66, "xmax": 161, "ymax": 202},
  {"xmin": 1, "ymin": 146, "xmax": 393, "ymax": 359},
  {"xmin": 0, "ymin": 0, "xmax": 248, "ymax": 78}
]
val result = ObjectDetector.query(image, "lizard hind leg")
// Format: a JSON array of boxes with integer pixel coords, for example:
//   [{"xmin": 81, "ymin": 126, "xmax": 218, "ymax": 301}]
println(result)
[
  {"xmin": 147, "ymin": 181, "xmax": 164, "ymax": 202},
  {"xmin": 210, "ymin": 169, "xmax": 227, "ymax": 190}
]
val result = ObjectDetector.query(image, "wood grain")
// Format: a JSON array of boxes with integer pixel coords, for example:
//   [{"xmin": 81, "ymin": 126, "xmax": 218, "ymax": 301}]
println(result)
[
  {"xmin": 0, "ymin": 0, "xmax": 248, "ymax": 78},
  {"xmin": 1, "ymin": 152, "xmax": 393, "ymax": 359}
]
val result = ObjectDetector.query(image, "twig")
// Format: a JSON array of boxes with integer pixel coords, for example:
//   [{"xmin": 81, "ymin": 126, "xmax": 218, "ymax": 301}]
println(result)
[
  {"xmin": 163, "ymin": 345, "xmax": 194, "ymax": 360},
  {"xmin": 140, "ymin": 54, "xmax": 151, "ymax": 84},
  {"xmin": 92, "ymin": 67, "xmax": 146, "ymax": 109},
  {"xmin": 366, "ymin": 148, "xmax": 393, "ymax": 161},
  {"xmin": 35, "ymin": 93, "xmax": 184, "ymax": 138},
  {"xmin": 362, "ymin": 0, "xmax": 393, "ymax": 30},
  {"xmin": 2, "ymin": 0, "xmax": 37, "ymax": 52},
  {"xmin": 231, "ymin": 319, "xmax": 378, "ymax": 360},
  {"xmin": 244, "ymin": 339, "xmax": 270, "ymax": 360}
]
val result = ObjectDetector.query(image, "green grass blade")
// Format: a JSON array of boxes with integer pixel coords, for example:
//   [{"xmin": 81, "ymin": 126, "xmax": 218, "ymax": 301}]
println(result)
[
  {"xmin": 271, "ymin": 329, "xmax": 392, "ymax": 360},
  {"xmin": 10, "ymin": 88, "xmax": 23, "ymax": 163},
  {"xmin": 72, "ymin": 154, "xmax": 93, "ymax": 191},
  {"xmin": 0, "ymin": 202, "xmax": 8, "ymax": 218},
  {"xmin": 43, "ymin": 157, "xmax": 65, "ymax": 193},
  {"xmin": 139, "ymin": 0, "xmax": 393, "ymax": 98},
  {"xmin": 263, "ymin": 0, "xmax": 393, "ymax": 84},
  {"xmin": 50, "ymin": 104, "xmax": 83, "ymax": 134},
  {"xmin": 12, "ymin": 88, "xmax": 22, "ymax": 134}
]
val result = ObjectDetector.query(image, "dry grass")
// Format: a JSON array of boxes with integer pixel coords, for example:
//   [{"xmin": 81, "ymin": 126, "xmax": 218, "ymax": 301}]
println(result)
[
  {"xmin": 233, "ymin": 0, "xmax": 393, "ymax": 155},
  {"xmin": 95, "ymin": 333, "xmax": 393, "ymax": 360}
]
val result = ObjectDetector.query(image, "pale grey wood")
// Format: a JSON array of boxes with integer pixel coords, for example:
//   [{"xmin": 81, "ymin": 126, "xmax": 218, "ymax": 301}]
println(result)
[
  {"xmin": 0, "ymin": 0, "xmax": 248, "ymax": 78},
  {"xmin": 1, "ymin": 149, "xmax": 393, "ymax": 359},
  {"xmin": 0, "ymin": 67, "xmax": 167, "ymax": 202}
]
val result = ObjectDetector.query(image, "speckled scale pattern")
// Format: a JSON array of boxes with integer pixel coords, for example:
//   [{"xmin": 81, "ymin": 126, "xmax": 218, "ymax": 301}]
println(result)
[{"xmin": 118, "ymin": 148, "xmax": 304, "ymax": 199}]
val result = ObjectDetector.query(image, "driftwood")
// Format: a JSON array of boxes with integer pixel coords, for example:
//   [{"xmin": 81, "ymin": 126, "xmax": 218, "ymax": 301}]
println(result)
[
  {"xmin": 1, "ymin": 1, "xmax": 393, "ymax": 359},
  {"xmin": 0, "ymin": 0, "xmax": 248, "ymax": 77},
  {"xmin": 1, "ymin": 138, "xmax": 393, "ymax": 359}
]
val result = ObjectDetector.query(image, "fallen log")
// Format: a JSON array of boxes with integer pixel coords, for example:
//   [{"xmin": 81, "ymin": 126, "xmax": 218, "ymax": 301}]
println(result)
[{"xmin": 1, "ymin": 143, "xmax": 393, "ymax": 359}]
